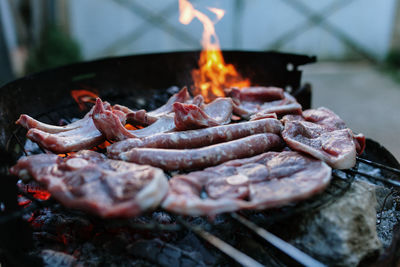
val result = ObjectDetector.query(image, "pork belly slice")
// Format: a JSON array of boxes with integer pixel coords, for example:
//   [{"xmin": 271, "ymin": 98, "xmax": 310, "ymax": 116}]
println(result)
[
  {"xmin": 17, "ymin": 102, "xmax": 121, "ymax": 154},
  {"xmin": 114, "ymin": 87, "xmax": 192, "ymax": 126},
  {"xmin": 9, "ymin": 150, "xmax": 169, "ymax": 218},
  {"xmin": 117, "ymin": 133, "xmax": 284, "ymax": 171},
  {"xmin": 227, "ymin": 87, "xmax": 302, "ymax": 119},
  {"xmin": 162, "ymin": 151, "xmax": 331, "ymax": 216},
  {"xmin": 107, "ymin": 118, "xmax": 283, "ymax": 157},
  {"xmin": 282, "ymin": 107, "xmax": 365, "ymax": 169},
  {"xmin": 173, "ymin": 97, "xmax": 233, "ymax": 130}
]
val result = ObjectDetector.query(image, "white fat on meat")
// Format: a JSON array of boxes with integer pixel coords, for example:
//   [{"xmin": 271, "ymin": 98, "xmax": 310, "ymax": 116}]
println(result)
[
  {"xmin": 16, "ymin": 102, "xmax": 119, "ymax": 153},
  {"xmin": 226, "ymin": 87, "xmax": 302, "ymax": 118},
  {"xmin": 9, "ymin": 150, "xmax": 169, "ymax": 218},
  {"xmin": 173, "ymin": 97, "xmax": 233, "ymax": 130},
  {"xmin": 282, "ymin": 107, "xmax": 365, "ymax": 169},
  {"xmin": 162, "ymin": 151, "xmax": 332, "ymax": 216}
]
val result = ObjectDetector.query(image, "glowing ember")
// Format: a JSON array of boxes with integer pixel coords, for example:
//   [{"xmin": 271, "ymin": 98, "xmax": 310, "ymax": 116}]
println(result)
[
  {"xmin": 71, "ymin": 89, "xmax": 98, "ymax": 110},
  {"xmin": 125, "ymin": 123, "xmax": 139, "ymax": 130},
  {"xmin": 97, "ymin": 140, "xmax": 112, "ymax": 149},
  {"xmin": 179, "ymin": 0, "xmax": 250, "ymax": 101}
]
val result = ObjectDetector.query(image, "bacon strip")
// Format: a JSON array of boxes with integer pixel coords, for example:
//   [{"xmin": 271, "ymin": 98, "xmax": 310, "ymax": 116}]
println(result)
[
  {"xmin": 162, "ymin": 151, "xmax": 331, "ymax": 216},
  {"xmin": 107, "ymin": 118, "xmax": 283, "ymax": 157},
  {"xmin": 117, "ymin": 133, "xmax": 284, "ymax": 171},
  {"xmin": 10, "ymin": 150, "xmax": 169, "ymax": 218}
]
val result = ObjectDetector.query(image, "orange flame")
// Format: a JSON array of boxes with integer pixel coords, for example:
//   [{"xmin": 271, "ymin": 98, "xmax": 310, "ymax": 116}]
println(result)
[
  {"xmin": 179, "ymin": 0, "xmax": 250, "ymax": 101},
  {"xmin": 71, "ymin": 89, "xmax": 99, "ymax": 110}
]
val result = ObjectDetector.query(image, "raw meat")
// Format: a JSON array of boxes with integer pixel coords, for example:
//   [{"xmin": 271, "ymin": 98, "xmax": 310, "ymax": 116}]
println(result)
[
  {"xmin": 93, "ymin": 96, "xmax": 233, "ymax": 141},
  {"xmin": 10, "ymin": 150, "xmax": 169, "ymax": 218},
  {"xmin": 162, "ymin": 151, "xmax": 331, "ymax": 216},
  {"xmin": 93, "ymin": 98, "xmax": 176, "ymax": 140},
  {"xmin": 173, "ymin": 97, "xmax": 232, "ymax": 130},
  {"xmin": 282, "ymin": 107, "xmax": 365, "ymax": 169},
  {"xmin": 17, "ymin": 102, "xmax": 122, "ymax": 153},
  {"xmin": 114, "ymin": 87, "xmax": 191, "ymax": 126},
  {"xmin": 228, "ymin": 86, "xmax": 284, "ymax": 102},
  {"xmin": 17, "ymin": 102, "xmax": 110, "ymax": 133},
  {"xmin": 227, "ymin": 87, "xmax": 302, "ymax": 118},
  {"xmin": 107, "ymin": 118, "xmax": 283, "ymax": 157},
  {"xmin": 117, "ymin": 133, "xmax": 284, "ymax": 171}
]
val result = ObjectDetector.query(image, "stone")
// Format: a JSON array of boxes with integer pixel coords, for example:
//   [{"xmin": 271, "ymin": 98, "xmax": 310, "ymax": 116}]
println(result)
[{"xmin": 289, "ymin": 180, "xmax": 382, "ymax": 266}]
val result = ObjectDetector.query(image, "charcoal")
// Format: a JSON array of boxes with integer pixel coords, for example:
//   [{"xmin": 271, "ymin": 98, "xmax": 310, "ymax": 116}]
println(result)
[
  {"xmin": 127, "ymin": 239, "xmax": 206, "ymax": 267},
  {"xmin": 375, "ymin": 186, "xmax": 394, "ymax": 210}
]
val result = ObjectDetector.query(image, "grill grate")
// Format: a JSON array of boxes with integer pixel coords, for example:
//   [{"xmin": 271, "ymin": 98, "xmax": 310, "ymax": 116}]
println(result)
[{"xmin": 3, "ymin": 99, "xmax": 400, "ymax": 266}]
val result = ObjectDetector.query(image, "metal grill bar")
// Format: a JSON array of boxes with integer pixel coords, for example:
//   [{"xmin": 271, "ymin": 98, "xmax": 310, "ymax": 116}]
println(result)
[
  {"xmin": 231, "ymin": 213, "xmax": 327, "ymax": 267},
  {"xmin": 357, "ymin": 157, "xmax": 400, "ymax": 174},
  {"xmin": 341, "ymin": 169, "xmax": 400, "ymax": 188},
  {"xmin": 177, "ymin": 217, "xmax": 265, "ymax": 267}
]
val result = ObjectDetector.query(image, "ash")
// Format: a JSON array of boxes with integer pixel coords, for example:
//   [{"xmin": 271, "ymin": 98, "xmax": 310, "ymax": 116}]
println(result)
[{"xmin": 376, "ymin": 191, "xmax": 400, "ymax": 248}]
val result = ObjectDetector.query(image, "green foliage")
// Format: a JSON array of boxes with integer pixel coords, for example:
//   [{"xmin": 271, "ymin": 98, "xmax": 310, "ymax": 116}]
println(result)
[
  {"xmin": 386, "ymin": 50, "xmax": 400, "ymax": 68},
  {"xmin": 382, "ymin": 50, "xmax": 400, "ymax": 84},
  {"xmin": 26, "ymin": 26, "xmax": 82, "ymax": 74}
]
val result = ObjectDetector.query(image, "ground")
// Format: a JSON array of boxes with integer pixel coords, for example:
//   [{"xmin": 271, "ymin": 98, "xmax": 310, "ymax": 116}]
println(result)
[{"xmin": 302, "ymin": 61, "xmax": 400, "ymax": 161}]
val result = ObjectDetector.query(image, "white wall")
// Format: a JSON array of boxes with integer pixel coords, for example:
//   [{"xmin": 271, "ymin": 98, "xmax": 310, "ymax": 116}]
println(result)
[{"xmin": 67, "ymin": 0, "xmax": 398, "ymax": 61}]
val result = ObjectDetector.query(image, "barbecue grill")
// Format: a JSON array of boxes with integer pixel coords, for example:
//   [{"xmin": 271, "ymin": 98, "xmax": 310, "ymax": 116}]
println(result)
[{"xmin": 1, "ymin": 50, "xmax": 400, "ymax": 266}]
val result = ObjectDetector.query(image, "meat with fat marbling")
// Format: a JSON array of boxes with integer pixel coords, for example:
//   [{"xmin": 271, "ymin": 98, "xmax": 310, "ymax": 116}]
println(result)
[
  {"xmin": 173, "ymin": 97, "xmax": 233, "ymax": 130},
  {"xmin": 282, "ymin": 107, "xmax": 365, "ymax": 169},
  {"xmin": 114, "ymin": 87, "xmax": 192, "ymax": 126},
  {"xmin": 162, "ymin": 151, "xmax": 331, "ymax": 216},
  {"xmin": 16, "ymin": 102, "xmax": 124, "ymax": 153},
  {"xmin": 9, "ymin": 150, "xmax": 169, "ymax": 218},
  {"xmin": 93, "ymin": 96, "xmax": 235, "ymax": 141},
  {"xmin": 226, "ymin": 87, "xmax": 302, "ymax": 119}
]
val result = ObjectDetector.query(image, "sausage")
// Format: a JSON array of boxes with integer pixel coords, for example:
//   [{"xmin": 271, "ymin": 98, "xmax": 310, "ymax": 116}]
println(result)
[
  {"xmin": 117, "ymin": 133, "xmax": 284, "ymax": 171},
  {"xmin": 107, "ymin": 118, "xmax": 283, "ymax": 157}
]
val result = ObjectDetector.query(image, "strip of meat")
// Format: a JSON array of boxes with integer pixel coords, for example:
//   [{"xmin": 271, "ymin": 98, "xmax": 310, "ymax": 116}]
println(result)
[
  {"xmin": 282, "ymin": 121, "xmax": 356, "ymax": 169},
  {"xmin": 9, "ymin": 150, "xmax": 169, "ymax": 218},
  {"xmin": 94, "ymin": 96, "xmax": 231, "ymax": 141},
  {"xmin": 258, "ymin": 93, "xmax": 302, "ymax": 115},
  {"xmin": 107, "ymin": 118, "xmax": 283, "ymax": 157},
  {"xmin": 93, "ymin": 98, "xmax": 176, "ymax": 140},
  {"xmin": 281, "ymin": 107, "xmax": 366, "ymax": 169},
  {"xmin": 117, "ymin": 133, "xmax": 284, "ymax": 171},
  {"xmin": 162, "ymin": 151, "xmax": 331, "ymax": 216},
  {"xmin": 249, "ymin": 112, "xmax": 278, "ymax": 120},
  {"xmin": 282, "ymin": 107, "xmax": 366, "ymax": 165},
  {"xmin": 18, "ymin": 102, "xmax": 122, "ymax": 153},
  {"xmin": 114, "ymin": 87, "xmax": 191, "ymax": 126},
  {"xmin": 16, "ymin": 102, "xmax": 110, "ymax": 133},
  {"xmin": 302, "ymin": 107, "xmax": 366, "ymax": 154},
  {"xmin": 173, "ymin": 97, "xmax": 232, "ymax": 130},
  {"xmin": 231, "ymin": 86, "xmax": 285, "ymax": 102},
  {"xmin": 227, "ymin": 87, "xmax": 302, "ymax": 118}
]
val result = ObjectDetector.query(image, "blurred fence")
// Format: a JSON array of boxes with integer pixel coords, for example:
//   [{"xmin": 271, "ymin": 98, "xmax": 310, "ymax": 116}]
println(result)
[{"xmin": 1, "ymin": 0, "xmax": 399, "ymax": 85}]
